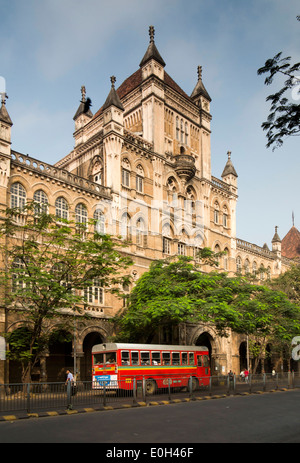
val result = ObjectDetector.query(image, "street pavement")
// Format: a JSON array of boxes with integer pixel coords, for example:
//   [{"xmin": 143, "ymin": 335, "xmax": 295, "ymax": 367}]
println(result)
[{"xmin": 1, "ymin": 389, "xmax": 300, "ymax": 444}]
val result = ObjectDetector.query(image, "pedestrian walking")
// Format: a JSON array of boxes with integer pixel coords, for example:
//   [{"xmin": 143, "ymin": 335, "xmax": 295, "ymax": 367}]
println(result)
[{"xmin": 65, "ymin": 369, "xmax": 77, "ymax": 396}]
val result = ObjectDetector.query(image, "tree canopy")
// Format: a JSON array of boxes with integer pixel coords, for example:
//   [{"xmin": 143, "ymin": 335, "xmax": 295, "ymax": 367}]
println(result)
[
  {"xmin": 114, "ymin": 255, "xmax": 300, "ymax": 370},
  {"xmin": 0, "ymin": 203, "xmax": 132, "ymax": 381}
]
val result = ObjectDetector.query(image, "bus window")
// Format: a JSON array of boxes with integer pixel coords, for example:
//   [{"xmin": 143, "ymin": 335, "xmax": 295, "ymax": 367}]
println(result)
[
  {"xmin": 189, "ymin": 352, "xmax": 195, "ymax": 365},
  {"xmin": 197, "ymin": 356, "xmax": 202, "ymax": 367},
  {"xmin": 162, "ymin": 352, "xmax": 170, "ymax": 365},
  {"xmin": 106, "ymin": 352, "xmax": 116, "ymax": 364},
  {"xmin": 131, "ymin": 351, "xmax": 139, "ymax": 365},
  {"xmin": 172, "ymin": 352, "xmax": 180, "ymax": 365},
  {"xmin": 121, "ymin": 351, "xmax": 130, "ymax": 365},
  {"xmin": 141, "ymin": 351, "xmax": 150, "ymax": 365},
  {"xmin": 151, "ymin": 351, "xmax": 161, "ymax": 365},
  {"xmin": 93, "ymin": 353, "xmax": 104, "ymax": 365},
  {"xmin": 203, "ymin": 355, "xmax": 209, "ymax": 367},
  {"xmin": 182, "ymin": 352, "xmax": 188, "ymax": 365}
]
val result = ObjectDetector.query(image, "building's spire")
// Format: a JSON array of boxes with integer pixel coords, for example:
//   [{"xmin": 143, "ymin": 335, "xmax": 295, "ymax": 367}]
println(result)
[
  {"xmin": 221, "ymin": 151, "xmax": 238, "ymax": 178},
  {"xmin": 73, "ymin": 85, "xmax": 93, "ymax": 120},
  {"xmin": 139, "ymin": 25, "xmax": 166, "ymax": 68},
  {"xmin": 272, "ymin": 226, "xmax": 281, "ymax": 243},
  {"xmin": 0, "ymin": 93, "xmax": 12, "ymax": 126},
  {"xmin": 102, "ymin": 76, "xmax": 124, "ymax": 111},
  {"xmin": 190, "ymin": 65, "xmax": 211, "ymax": 102}
]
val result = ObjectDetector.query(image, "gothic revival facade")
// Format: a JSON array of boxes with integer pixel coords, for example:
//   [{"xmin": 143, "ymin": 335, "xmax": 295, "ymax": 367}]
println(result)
[{"xmin": 0, "ymin": 27, "xmax": 297, "ymax": 382}]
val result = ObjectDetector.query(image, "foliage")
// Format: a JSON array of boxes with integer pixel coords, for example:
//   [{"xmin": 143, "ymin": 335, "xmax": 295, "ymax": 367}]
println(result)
[
  {"xmin": 114, "ymin": 255, "xmax": 300, "ymax": 371},
  {"xmin": 257, "ymin": 17, "xmax": 300, "ymax": 150},
  {"xmin": 0, "ymin": 203, "xmax": 132, "ymax": 381},
  {"xmin": 268, "ymin": 264, "xmax": 300, "ymax": 305}
]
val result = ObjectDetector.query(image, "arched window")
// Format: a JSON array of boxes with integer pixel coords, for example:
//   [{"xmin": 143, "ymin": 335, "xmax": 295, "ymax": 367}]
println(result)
[
  {"xmin": 236, "ymin": 256, "xmax": 242, "ymax": 273},
  {"xmin": 224, "ymin": 247, "xmax": 229, "ymax": 270},
  {"xmin": 12, "ymin": 257, "xmax": 26, "ymax": 292},
  {"xmin": 244, "ymin": 259, "xmax": 250, "ymax": 274},
  {"xmin": 84, "ymin": 278, "xmax": 104, "ymax": 306},
  {"xmin": 162, "ymin": 223, "xmax": 172, "ymax": 255},
  {"xmin": 136, "ymin": 165, "xmax": 144, "ymax": 193},
  {"xmin": 75, "ymin": 203, "xmax": 88, "ymax": 235},
  {"xmin": 214, "ymin": 202, "xmax": 220, "ymax": 224},
  {"xmin": 185, "ymin": 122, "xmax": 188, "ymax": 145},
  {"xmin": 94, "ymin": 209, "xmax": 105, "ymax": 234},
  {"xmin": 136, "ymin": 217, "xmax": 147, "ymax": 247},
  {"xmin": 223, "ymin": 206, "xmax": 228, "ymax": 227},
  {"xmin": 10, "ymin": 182, "xmax": 26, "ymax": 209},
  {"xmin": 55, "ymin": 197, "xmax": 69, "ymax": 220},
  {"xmin": 33, "ymin": 190, "xmax": 48, "ymax": 214},
  {"xmin": 176, "ymin": 117, "xmax": 179, "ymax": 140},
  {"xmin": 121, "ymin": 158, "xmax": 131, "ymax": 188},
  {"xmin": 121, "ymin": 213, "xmax": 131, "ymax": 241}
]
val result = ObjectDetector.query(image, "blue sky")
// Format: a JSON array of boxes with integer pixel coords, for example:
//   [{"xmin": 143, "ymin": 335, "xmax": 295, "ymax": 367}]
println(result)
[{"xmin": 1, "ymin": 0, "xmax": 299, "ymax": 247}]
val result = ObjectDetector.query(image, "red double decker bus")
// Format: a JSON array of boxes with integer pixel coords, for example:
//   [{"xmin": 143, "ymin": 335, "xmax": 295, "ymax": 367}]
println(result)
[{"xmin": 92, "ymin": 343, "xmax": 210, "ymax": 393}]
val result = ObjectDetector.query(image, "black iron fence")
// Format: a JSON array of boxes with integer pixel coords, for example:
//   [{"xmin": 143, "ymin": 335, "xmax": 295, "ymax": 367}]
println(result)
[{"xmin": 0, "ymin": 372, "xmax": 298, "ymax": 415}]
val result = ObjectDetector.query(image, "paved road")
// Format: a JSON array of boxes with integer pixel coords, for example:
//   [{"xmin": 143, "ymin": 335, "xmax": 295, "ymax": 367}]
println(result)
[{"xmin": 1, "ymin": 389, "xmax": 300, "ymax": 444}]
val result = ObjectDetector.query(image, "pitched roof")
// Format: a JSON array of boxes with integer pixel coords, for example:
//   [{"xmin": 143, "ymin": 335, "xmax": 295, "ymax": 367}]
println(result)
[
  {"xmin": 281, "ymin": 226, "xmax": 300, "ymax": 259},
  {"xmin": 92, "ymin": 68, "xmax": 192, "ymax": 120}
]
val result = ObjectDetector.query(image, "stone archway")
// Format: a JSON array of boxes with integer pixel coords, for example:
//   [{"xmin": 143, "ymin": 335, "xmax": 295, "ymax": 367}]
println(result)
[
  {"xmin": 46, "ymin": 328, "xmax": 73, "ymax": 382},
  {"xmin": 80, "ymin": 331, "xmax": 104, "ymax": 381},
  {"xmin": 188, "ymin": 325, "xmax": 223, "ymax": 375}
]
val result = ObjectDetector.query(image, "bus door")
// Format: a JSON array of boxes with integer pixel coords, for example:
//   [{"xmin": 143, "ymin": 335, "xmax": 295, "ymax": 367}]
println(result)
[{"xmin": 196, "ymin": 353, "xmax": 210, "ymax": 376}]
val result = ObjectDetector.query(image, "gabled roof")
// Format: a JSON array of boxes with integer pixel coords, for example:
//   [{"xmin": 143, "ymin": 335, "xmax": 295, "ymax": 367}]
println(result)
[{"xmin": 281, "ymin": 226, "xmax": 300, "ymax": 259}]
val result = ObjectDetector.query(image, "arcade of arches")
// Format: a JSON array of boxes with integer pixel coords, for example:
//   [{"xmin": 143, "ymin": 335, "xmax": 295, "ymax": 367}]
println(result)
[{"xmin": 6, "ymin": 320, "xmax": 296, "ymax": 383}]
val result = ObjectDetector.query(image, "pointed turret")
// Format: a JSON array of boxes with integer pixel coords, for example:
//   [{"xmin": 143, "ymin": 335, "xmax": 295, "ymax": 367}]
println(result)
[
  {"xmin": 139, "ymin": 25, "xmax": 166, "ymax": 68},
  {"xmin": 272, "ymin": 226, "xmax": 282, "ymax": 265},
  {"xmin": 272, "ymin": 226, "xmax": 281, "ymax": 244},
  {"xmin": 73, "ymin": 85, "xmax": 93, "ymax": 120},
  {"xmin": 0, "ymin": 93, "xmax": 12, "ymax": 198},
  {"xmin": 222, "ymin": 151, "xmax": 238, "ymax": 179},
  {"xmin": 140, "ymin": 26, "xmax": 165, "ymax": 85},
  {"xmin": 102, "ymin": 76, "xmax": 124, "ymax": 192},
  {"xmin": 191, "ymin": 65, "xmax": 211, "ymax": 103},
  {"xmin": 102, "ymin": 76, "xmax": 124, "ymax": 112},
  {"xmin": 0, "ymin": 93, "xmax": 12, "ymax": 157}
]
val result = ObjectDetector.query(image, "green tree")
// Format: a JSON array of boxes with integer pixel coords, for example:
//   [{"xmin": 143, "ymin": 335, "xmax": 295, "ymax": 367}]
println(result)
[
  {"xmin": 257, "ymin": 17, "xmax": 300, "ymax": 150},
  {"xmin": 268, "ymin": 264, "xmax": 300, "ymax": 305},
  {"xmin": 0, "ymin": 203, "xmax": 132, "ymax": 382},
  {"xmin": 114, "ymin": 255, "xmax": 300, "ymax": 372}
]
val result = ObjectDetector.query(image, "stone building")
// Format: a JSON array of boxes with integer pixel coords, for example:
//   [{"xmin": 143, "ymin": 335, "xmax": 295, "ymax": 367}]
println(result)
[{"xmin": 0, "ymin": 27, "xmax": 298, "ymax": 383}]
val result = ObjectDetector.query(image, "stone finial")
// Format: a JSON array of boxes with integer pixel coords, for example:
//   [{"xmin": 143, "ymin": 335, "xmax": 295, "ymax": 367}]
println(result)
[
  {"xmin": 110, "ymin": 76, "xmax": 116, "ymax": 88},
  {"xmin": 149, "ymin": 25, "xmax": 155, "ymax": 43},
  {"xmin": 80, "ymin": 85, "xmax": 86, "ymax": 102},
  {"xmin": 227, "ymin": 150, "xmax": 231, "ymax": 160},
  {"xmin": 197, "ymin": 66, "xmax": 202, "ymax": 81},
  {"xmin": 1, "ymin": 93, "xmax": 8, "ymax": 105}
]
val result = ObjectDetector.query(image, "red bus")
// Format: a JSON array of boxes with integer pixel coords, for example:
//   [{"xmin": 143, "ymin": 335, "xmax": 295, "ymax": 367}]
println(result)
[{"xmin": 92, "ymin": 343, "xmax": 210, "ymax": 394}]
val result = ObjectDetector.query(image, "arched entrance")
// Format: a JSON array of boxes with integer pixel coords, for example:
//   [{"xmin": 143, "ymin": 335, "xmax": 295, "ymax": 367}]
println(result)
[
  {"xmin": 239, "ymin": 341, "xmax": 247, "ymax": 372},
  {"xmin": 8, "ymin": 326, "xmax": 32, "ymax": 383},
  {"xmin": 46, "ymin": 329, "xmax": 73, "ymax": 382},
  {"xmin": 195, "ymin": 332, "xmax": 213, "ymax": 370},
  {"xmin": 81, "ymin": 332, "xmax": 104, "ymax": 381}
]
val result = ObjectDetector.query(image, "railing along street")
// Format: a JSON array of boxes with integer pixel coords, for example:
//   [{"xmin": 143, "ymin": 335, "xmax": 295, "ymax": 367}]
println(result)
[{"xmin": 0, "ymin": 372, "xmax": 297, "ymax": 415}]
